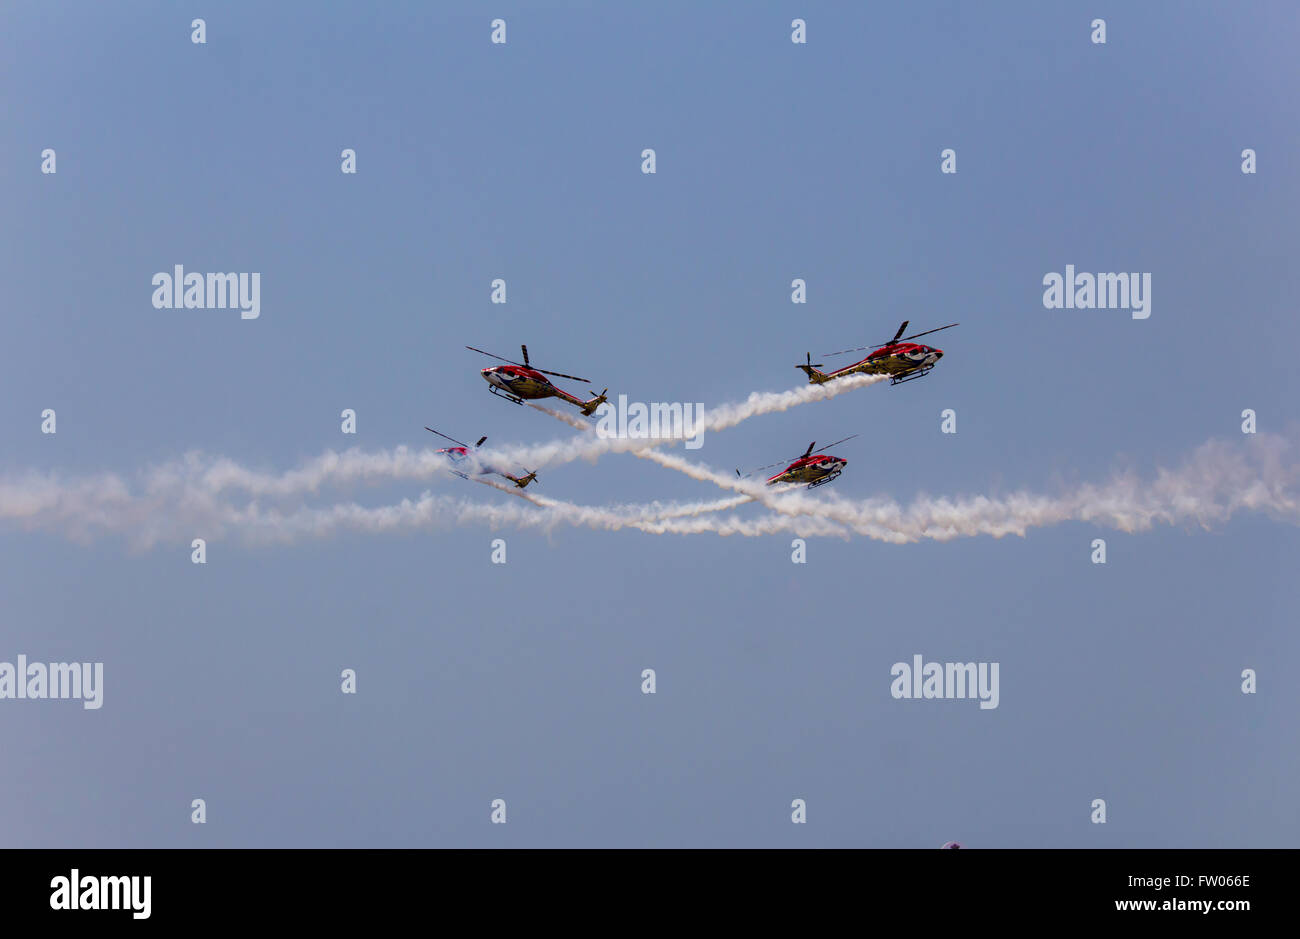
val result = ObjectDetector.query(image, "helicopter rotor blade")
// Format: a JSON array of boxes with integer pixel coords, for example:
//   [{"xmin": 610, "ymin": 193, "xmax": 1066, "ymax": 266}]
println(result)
[
  {"xmin": 823, "ymin": 321, "xmax": 958, "ymax": 357},
  {"xmin": 825, "ymin": 337, "xmax": 900, "ymax": 356},
  {"xmin": 536, "ymin": 368, "xmax": 591, "ymax": 383},
  {"xmin": 475, "ymin": 436, "xmax": 488, "ymax": 448},
  {"xmin": 897, "ymin": 322, "xmax": 959, "ymax": 343},
  {"xmin": 466, "ymin": 346, "xmax": 525, "ymax": 368},
  {"xmin": 891, "ymin": 320, "xmax": 910, "ymax": 343},
  {"xmin": 821, "ymin": 337, "xmax": 890, "ymax": 356},
  {"xmin": 811, "ymin": 434, "xmax": 859, "ymax": 455},
  {"xmin": 425, "ymin": 427, "xmax": 473, "ymax": 449},
  {"xmin": 468, "ymin": 345, "xmax": 590, "ymax": 381}
]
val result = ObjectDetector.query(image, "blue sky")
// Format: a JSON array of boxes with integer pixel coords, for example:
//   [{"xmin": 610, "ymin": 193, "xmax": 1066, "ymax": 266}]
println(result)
[{"xmin": 2, "ymin": 1, "xmax": 1298, "ymax": 847}]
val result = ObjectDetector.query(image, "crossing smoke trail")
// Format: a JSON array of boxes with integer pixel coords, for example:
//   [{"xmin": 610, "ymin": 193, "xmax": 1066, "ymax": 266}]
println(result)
[
  {"xmin": 2, "ymin": 436, "xmax": 1297, "ymax": 545},
  {"xmin": 3, "ymin": 362, "xmax": 1297, "ymax": 545},
  {"xmin": 0, "ymin": 376, "xmax": 879, "ymax": 545},
  {"xmin": 151, "ymin": 474, "xmax": 841, "ymax": 544},
  {"xmin": 13, "ymin": 375, "xmax": 877, "ymax": 517},
  {"xmin": 142, "ymin": 431, "xmax": 1300, "ymax": 545}
]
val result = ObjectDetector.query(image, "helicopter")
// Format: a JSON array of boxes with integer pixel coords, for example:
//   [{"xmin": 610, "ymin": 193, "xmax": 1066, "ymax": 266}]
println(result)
[
  {"xmin": 425, "ymin": 428, "xmax": 539, "ymax": 489},
  {"xmin": 467, "ymin": 344, "xmax": 609, "ymax": 416},
  {"xmin": 736, "ymin": 435, "xmax": 859, "ymax": 489},
  {"xmin": 797, "ymin": 320, "xmax": 959, "ymax": 386}
]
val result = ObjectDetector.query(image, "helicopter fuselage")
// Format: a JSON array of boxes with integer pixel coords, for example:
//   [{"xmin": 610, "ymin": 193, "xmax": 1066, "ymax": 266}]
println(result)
[
  {"xmin": 767, "ymin": 454, "xmax": 848, "ymax": 488},
  {"xmin": 803, "ymin": 342, "xmax": 944, "ymax": 385}
]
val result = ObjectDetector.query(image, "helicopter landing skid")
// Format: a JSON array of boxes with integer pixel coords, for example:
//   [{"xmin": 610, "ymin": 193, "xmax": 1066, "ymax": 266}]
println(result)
[
  {"xmin": 890, "ymin": 366, "xmax": 933, "ymax": 386},
  {"xmin": 806, "ymin": 470, "xmax": 842, "ymax": 490},
  {"xmin": 488, "ymin": 385, "xmax": 525, "ymax": 405}
]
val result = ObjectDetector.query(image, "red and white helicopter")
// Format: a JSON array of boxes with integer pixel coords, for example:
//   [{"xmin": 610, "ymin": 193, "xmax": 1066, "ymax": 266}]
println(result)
[
  {"xmin": 425, "ymin": 427, "xmax": 539, "ymax": 489},
  {"xmin": 467, "ymin": 344, "xmax": 609, "ymax": 416},
  {"xmin": 737, "ymin": 435, "xmax": 859, "ymax": 489},
  {"xmin": 798, "ymin": 320, "xmax": 959, "ymax": 386}
]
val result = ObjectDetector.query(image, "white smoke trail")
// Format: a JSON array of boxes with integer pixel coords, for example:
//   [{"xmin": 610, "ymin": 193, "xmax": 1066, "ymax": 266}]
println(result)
[
  {"xmin": 493, "ymin": 374, "xmax": 884, "ymax": 470},
  {"xmin": 0, "ymin": 458, "xmax": 785, "ymax": 547},
  {"xmin": 469, "ymin": 483, "xmax": 850, "ymax": 536},
  {"xmin": 694, "ymin": 373, "xmax": 883, "ymax": 433},
  {"xmin": 530, "ymin": 374, "xmax": 883, "ymax": 432},
  {"xmin": 154, "ymin": 446, "xmax": 449, "ymax": 498},
  {"xmin": 633, "ymin": 436, "xmax": 1300, "ymax": 542},
  {"xmin": 212, "ymin": 483, "xmax": 849, "ymax": 543},
  {"xmin": 526, "ymin": 402, "xmax": 590, "ymax": 430},
  {"xmin": 477, "ymin": 475, "xmax": 754, "ymax": 523}
]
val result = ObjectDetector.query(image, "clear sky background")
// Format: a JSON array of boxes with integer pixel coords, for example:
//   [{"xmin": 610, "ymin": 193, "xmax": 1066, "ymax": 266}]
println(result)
[{"xmin": 2, "ymin": 1, "xmax": 1298, "ymax": 847}]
